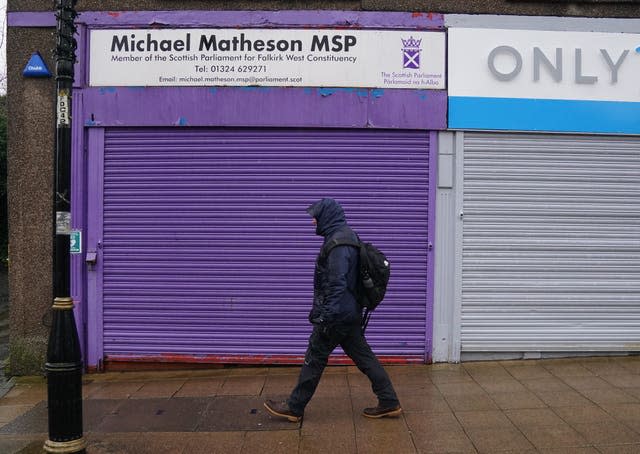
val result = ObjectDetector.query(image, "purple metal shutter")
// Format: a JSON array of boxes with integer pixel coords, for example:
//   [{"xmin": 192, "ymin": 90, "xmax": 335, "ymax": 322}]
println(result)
[{"xmin": 102, "ymin": 128, "xmax": 430, "ymax": 364}]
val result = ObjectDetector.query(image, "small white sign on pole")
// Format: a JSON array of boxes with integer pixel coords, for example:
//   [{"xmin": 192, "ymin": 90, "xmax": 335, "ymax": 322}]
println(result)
[{"xmin": 90, "ymin": 28, "xmax": 446, "ymax": 89}]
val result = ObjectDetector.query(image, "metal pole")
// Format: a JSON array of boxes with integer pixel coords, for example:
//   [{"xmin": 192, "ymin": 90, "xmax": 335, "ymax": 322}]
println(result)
[{"xmin": 44, "ymin": 1, "xmax": 86, "ymax": 453}]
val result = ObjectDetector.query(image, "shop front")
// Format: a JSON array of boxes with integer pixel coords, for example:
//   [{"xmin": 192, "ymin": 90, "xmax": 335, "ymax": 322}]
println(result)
[
  {"xmin": 70, "ymin": 11, "xmax": 446, "ymax": 370},
  {"xmin": 433, "ymin": 16, "xmax": 640, "ymax": 362}
]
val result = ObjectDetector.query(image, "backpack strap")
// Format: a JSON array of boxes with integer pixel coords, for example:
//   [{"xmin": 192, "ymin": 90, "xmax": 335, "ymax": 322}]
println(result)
[
  {"xmin": 362, "ymin": 307, "xmax": 372, "ymax": 332},
  {"xmin": 320, "ymin": 238, "xmax": 360, "ymax": 260}
]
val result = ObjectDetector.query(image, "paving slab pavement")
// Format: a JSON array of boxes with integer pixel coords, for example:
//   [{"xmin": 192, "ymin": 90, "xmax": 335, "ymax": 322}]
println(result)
[{"xmin": 0, "ymin": 356, "xmax": 639, "ymax": 453}]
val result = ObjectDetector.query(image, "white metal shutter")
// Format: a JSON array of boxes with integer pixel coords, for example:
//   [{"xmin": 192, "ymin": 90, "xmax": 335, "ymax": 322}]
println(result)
[{"xmin": 462, "ymin": 132, "xmax": 640, "ymax": 352}]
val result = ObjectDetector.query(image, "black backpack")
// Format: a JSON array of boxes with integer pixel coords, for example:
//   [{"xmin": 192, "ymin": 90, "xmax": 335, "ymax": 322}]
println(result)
[{"xmin": 322, "ymin": 237, "xmax": 391, "ymax": 331}]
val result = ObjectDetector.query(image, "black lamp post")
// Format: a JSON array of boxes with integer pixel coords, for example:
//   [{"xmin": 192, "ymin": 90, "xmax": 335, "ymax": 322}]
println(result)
[{"xmin": 44, "ymin": 1, "xmax": 85, "ymax": 453}]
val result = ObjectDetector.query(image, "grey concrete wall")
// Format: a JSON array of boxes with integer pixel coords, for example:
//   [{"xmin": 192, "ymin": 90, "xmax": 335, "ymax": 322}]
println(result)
[
  {"xmin": 9, "ymin": 0, "xmax": 640, "ymax": 18},
  {"xmin": 363, "ymin": 1, "xmax": 640, "ymax": 18},
  {"xmin": 9, "ymin": 1, "xmax": 361, "ymax": 12},
  {"xmin": 7, "ymin": 26, "xmax": 56, "ymax": 375}
]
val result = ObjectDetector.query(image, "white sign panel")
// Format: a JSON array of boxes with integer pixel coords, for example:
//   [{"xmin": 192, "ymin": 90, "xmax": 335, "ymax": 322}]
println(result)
[
  {"xmin": 448, "ymin": 27, "xmax": 640, "ymax": 134},
  {"xmin": 90, "ymin": 28, "xmax": 446, "ymax": 89},
  {"xmin": 449, "ymin": 28, "xmax": 640, "ymax": 102}
]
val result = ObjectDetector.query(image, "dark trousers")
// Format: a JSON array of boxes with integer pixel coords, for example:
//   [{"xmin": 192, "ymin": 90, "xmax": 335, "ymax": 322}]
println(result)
[{"xmin": 287, "ymin": 324, "xmax": 400, "ymax": 415}]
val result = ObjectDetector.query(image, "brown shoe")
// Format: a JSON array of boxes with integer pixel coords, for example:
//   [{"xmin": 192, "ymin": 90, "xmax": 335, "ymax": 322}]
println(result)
[
  {"xmin": 264, "ymin": 399, "xmax": 303, "ymax": 423},
  {"xmin": 363, "ymin": 405, "xmax": 402, "ymax": 418}
]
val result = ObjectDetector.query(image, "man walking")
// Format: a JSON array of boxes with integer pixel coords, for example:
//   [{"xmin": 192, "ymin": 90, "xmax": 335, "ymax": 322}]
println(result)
[{"xmin": 264, "ymin": 198, "xmax": 401, "ymax": 422}]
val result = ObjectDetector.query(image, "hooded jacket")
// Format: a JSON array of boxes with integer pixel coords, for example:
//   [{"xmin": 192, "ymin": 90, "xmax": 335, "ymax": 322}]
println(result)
[{"xmin": 306, "ymin": 198, "xmax": 361, "ymax": 327}]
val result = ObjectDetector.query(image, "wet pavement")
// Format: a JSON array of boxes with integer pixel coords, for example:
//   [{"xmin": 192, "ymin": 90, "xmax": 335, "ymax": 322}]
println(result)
[{"xmin": 0, "ymin": 356, "xmax": 639, "ymax": 453}]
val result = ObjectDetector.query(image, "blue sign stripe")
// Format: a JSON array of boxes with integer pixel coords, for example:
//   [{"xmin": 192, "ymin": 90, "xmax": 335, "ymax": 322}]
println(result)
[{"xmin": 449, "ymin": 96, "xmax": 640, "ymax": 135}]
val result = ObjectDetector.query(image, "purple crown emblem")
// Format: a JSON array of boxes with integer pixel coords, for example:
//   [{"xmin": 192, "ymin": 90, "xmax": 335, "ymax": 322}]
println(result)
[
  {"xmin": 401, "ymin": 37, "xmax": 422, "ymax": 49},
  {"xmin": 401, "ymin": 36, "xmax": 422, "ymax": 69}
]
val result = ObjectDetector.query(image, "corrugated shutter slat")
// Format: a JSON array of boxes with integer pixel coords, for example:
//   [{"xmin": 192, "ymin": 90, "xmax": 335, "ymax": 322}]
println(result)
[{"xmin": 462, "ymin": 133, "xmax": 640, "ymax": 351}]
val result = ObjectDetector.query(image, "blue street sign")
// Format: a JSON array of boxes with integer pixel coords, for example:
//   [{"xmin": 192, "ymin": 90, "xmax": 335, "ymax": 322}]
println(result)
[{"xmin": 23, "ymin": 52, "xmax": 52, "ymax": 78}]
